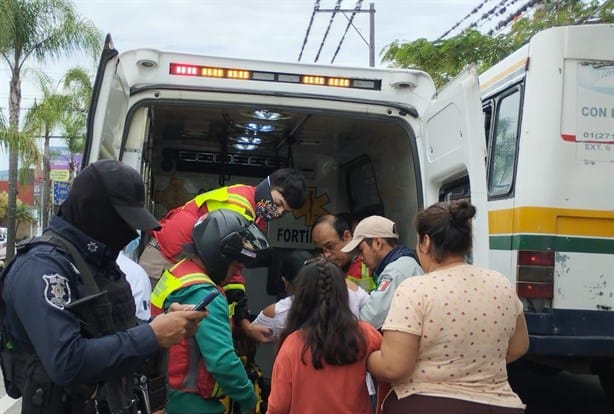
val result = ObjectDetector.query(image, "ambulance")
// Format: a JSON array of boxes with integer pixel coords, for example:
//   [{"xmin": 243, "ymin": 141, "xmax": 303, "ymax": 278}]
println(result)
[
  {"xmin": 479, "ymin": 23, "xmax": 614, "ymax": 395},
  {"xmin": 84, "ymin": 34, "xmax": 487, "ymax": 383}
]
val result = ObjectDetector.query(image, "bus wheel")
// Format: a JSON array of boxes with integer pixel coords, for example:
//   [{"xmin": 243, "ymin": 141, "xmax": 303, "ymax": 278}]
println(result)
[{"xmin": 598, "ymin": 369, "xmax": 614, "ymax": 406}]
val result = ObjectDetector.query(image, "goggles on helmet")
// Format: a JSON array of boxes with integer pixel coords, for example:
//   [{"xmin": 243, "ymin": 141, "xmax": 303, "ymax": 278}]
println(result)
[{"xmin": 219, "ymin": 222, "xmax": 270, "ymax": 265}]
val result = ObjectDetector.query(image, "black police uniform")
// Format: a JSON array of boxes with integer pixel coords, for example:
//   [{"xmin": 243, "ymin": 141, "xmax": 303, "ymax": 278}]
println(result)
[{"xmin": 1, "ymin": 215, "xmax": 159, "ymax": 412}]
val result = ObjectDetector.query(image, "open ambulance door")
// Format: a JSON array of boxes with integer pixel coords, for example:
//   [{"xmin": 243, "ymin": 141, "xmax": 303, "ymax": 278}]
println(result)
[
  {"xmin": 422, "ymin": 65, "xmax": 489, "ymax": 267},
  {"xmin": 83, "ymin": 34, "xmax": 131, "ymax": 167}
]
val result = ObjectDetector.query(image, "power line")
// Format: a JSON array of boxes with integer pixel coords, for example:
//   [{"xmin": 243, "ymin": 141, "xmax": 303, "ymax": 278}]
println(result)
[
  {"xmin": 330, "ymin": 0, "xmax": 363, "ymax": 64},
  {"xmin": 472, "ymin": 0, "xmax": 523, "ymax": 32},
  {"xmin": 298, "ymin": 0, "xmax": 322, "ymax": 62},
  {"xmin": 437, "ymin": 0, "xmax": 493, "ymax": 40},
  {"xmin": 314, "ymin": 0, "xmax": 343, "ymax": 63},
  {"xmin": 488, "ymin": 0, "xmax": 542, "ymax": 35}
]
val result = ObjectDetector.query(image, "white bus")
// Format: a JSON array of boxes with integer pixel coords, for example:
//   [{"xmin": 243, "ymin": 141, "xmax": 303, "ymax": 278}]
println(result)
[
  {"xmin": 478, "ymin": 23, "xmax": 614, "ymax": 394},
  {"xmin": 84, "ymin": 35, "xmax": 487, "ymax": 383}
]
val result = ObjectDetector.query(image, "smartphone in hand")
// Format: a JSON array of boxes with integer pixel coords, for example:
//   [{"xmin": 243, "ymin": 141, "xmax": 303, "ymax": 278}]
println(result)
[{"xmin": 193, "ymin": 290, "xmax": 220, "ymax": 311}]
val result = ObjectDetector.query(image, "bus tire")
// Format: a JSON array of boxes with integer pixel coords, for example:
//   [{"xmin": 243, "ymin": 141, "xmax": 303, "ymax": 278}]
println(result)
[{"xmin": 598, "ymin": 369, "xmax": 614, "ymax": 406}]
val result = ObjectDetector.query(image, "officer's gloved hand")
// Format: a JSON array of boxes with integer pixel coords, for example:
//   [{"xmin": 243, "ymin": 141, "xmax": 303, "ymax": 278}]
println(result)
[{"xmin": 149, "ymin": 303, "xmax": 207, "ymax": 347}]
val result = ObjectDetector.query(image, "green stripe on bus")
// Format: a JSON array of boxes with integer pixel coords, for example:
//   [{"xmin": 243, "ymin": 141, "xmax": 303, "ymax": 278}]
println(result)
[{"xmin": 489, "ymin": 234, "xmax": 614, "ymax": 254}]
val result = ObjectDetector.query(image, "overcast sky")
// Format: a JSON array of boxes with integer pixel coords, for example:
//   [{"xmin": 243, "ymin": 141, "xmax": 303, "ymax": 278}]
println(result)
[{"xmin": 0, "ymin": 0, "xmax": 486, "ymax": 163}]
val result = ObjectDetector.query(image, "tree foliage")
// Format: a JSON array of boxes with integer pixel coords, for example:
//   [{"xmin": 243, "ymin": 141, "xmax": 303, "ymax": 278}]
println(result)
[
  {"xmin": 0, "ymin": 0, "xmax": 100, "ymax": 260},
  {"xmin": 381, "ymin": 0, "xmax": 614, "ymax": 87},
  {"xmin": 0, "ymin": 191, "xmax": 36, "ymax": 227},
  {"xmin": 61, "ymin": 66, "xmax": 91, "ymax": 178}
]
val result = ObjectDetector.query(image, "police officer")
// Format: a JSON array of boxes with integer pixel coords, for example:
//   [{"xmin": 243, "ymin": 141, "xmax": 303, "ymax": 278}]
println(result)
[{"xmin": 0, "ymin": 160, "xmax": 206, "ymax": 414}]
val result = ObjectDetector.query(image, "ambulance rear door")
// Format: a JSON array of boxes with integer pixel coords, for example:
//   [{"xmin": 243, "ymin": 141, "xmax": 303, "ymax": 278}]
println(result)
[
  {"xmin": 421, "ymin": 65, "xmax": 489, "ymax": 266},
  {"xmin": 83, "ymin": 34, "xmax": 131, "ymax": 166}
]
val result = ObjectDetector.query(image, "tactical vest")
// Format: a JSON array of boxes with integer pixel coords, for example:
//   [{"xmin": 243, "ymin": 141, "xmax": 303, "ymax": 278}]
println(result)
[
  {"xmin": 346, "ymin": 256, "xmax": 376, "ymax": 292},
  {"xmin": 150, "ymin": 259, "xmax": 228, "ymax": 400},
  {"xmin": 0, "ymin": 230, "xmax": 138, "ymax": 409},
  {"xmin": 154, "ymin": 185, "xmax": 256, "ymax": 263}
]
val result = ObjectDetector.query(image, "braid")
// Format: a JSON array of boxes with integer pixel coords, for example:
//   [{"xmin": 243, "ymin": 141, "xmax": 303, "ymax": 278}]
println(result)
[
  {"xmin": 280, "ymin": 257, "xmax": 368, "ymax": 369},
  {"xmin": 317, "ymin": 258, "xmax": 332, "ymax": 316}
]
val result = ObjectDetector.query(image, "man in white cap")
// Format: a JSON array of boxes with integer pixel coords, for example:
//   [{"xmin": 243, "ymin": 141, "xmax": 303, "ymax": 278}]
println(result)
[{"xmin": 341, "ymin": 215, "xmax": 423, "ymax": 329}]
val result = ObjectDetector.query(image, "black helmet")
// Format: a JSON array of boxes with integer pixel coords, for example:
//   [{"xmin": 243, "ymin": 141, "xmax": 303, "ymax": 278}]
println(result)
[{"xmin": 192, "ymin": 209, "xmax": 270, "ymax": 283}]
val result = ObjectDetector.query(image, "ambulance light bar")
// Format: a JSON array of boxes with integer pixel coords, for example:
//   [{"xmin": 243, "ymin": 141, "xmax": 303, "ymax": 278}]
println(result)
[{"xmin": 169, "ymin": 63, "xmax": 380, "ymax": 90}]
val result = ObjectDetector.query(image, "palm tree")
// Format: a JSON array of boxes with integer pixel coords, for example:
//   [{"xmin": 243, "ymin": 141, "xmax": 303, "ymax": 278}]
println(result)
[
  {"xmin": 25, "ymin": 73, "xmax": 71, "ymax": 229},
  {"xmin": 0, "ymin": 0, "xmax": 100, "ymax": 261},
  {"xmin": 61, "ymin": 66, "xmax": 91, "ymax": 179}
]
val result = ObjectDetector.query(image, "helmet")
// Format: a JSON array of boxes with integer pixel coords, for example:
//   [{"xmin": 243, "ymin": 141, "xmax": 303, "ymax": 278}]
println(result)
[{"xmin": 192, "ymin": 209, "xmax": 270, "ymax": 283}]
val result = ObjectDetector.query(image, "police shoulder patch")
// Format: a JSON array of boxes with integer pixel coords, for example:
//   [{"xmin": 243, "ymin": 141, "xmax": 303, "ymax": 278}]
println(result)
[
  {"xmin": 43, "ymin": 274, "xmax": 72, "ymax": 309},
  {"xmin": 376, "ymin": 276, "xmax": 392, "ymax": 292}
]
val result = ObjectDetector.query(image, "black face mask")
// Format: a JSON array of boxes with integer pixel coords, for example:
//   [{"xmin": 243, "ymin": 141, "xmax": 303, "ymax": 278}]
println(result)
[
  {"xmin": 255, "ymin": 176, "xmax": 284, "ymax": 222},
  {"xmin": 59, "ymin": 168, "xmax": 138, "ymax": 255}
]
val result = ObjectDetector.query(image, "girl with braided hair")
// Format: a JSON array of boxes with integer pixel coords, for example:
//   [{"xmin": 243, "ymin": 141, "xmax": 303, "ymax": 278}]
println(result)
[{"xmin": 267, "ymin": 257, "xmax": 382, "ymax": 414}]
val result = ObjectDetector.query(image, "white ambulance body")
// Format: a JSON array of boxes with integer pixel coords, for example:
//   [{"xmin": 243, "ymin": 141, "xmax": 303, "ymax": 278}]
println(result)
[
  {"xmin": 85, "ymin": 35, "xmax": 487, "ymax": 377},
  {"xmin": 479, "ymin": 23, "xmax": 614, "ymax": 390}
]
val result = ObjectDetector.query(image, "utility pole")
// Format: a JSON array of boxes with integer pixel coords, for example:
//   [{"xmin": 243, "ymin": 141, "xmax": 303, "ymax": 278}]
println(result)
[{"xmin": 311, "ymin": 2, "xmax": 376, "ymax": 67}]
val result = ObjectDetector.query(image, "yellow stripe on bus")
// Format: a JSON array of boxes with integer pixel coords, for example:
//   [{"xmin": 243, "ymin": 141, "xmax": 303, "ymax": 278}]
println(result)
[
  {"xmin": 489, "ymin": 207, "xmax": 614, "ymax": 237},
  {"xmin": 479, "ymin": 58, "xmax": 527, "ymax": 91}
]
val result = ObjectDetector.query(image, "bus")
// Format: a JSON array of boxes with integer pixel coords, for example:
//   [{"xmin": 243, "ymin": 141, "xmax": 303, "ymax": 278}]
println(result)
[
  {"xmin": 84, "ymin": 34, "xmax": 488, "ymax": 387},
  {"xmin": 479, "ymin": 23, "xmax": 614, "ymax": 395}
]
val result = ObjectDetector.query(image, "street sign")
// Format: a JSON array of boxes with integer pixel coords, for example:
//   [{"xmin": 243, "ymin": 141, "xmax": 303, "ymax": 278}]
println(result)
[
  {"xmin": 53, "ymin": 181, "xmax": 70, "ymax": 205},
  {"xmin": 50, "ymin": 169, "xmax": 70, "ymax": 182}
]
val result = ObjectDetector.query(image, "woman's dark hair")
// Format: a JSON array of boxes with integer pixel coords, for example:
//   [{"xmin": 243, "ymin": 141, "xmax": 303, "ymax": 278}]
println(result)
[
  {"xmin": 280, "ymin": 250, "xmax": 313, "ymax": 285},
  {"xmin": 415, "ymin": 199, "xmax": 476, "ymax": 263},
  {"xmin": 279, "ymin": 257, "xmax": 366, "ymax": 369},
  {"xmin": 269, "ymin": 168, "xmax": 306, "ymax": 209}
]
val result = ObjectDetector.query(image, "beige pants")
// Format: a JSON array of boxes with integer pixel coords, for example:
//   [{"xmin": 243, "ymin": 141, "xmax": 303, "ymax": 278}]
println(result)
[{"xmin": 138, "ymin": 243, "xmax": 170, "ymax": 289}]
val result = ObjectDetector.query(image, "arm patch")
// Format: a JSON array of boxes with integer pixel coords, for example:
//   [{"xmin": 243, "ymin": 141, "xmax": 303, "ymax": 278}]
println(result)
[{"xmin": 43, "ymin": 274, "xmax": 72, "ymax": 309}]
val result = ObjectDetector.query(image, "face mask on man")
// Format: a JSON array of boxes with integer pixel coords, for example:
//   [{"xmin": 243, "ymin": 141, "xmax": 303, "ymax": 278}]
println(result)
[{"xmin": 254, "ymin": 176, "xmax": 284, "ymax": 222}]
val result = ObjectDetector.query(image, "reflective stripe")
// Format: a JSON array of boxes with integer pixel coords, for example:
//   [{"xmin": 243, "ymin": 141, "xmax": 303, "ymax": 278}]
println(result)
[
  {"xmin": 193, "ymin": 187, "xmax": 229, "ymax": 208},
  {"xmin": 347, "ymin": 262, "xmax": 376, "ymax": 292},
  {"xmin": 150, "ymin": 260, "xmax": 215, "ymax": 313},
  {"xmin": 361, "ymin": 262, "xmax": 370, "ymax": 278},
  {"xmin": 210, "ymin": 381, "xmax": 224, "ymax": 399},
  {"xmin": 227, "ymin": 193, "xmax": 255, "ymax": 218},
  {"xmin": 192, "ymin": 186, "xmax": 255, "ymax": 222},
  {"xmin": 223, "ymin": 283, "xmax": 246, "ymax": 292},
  {"xmin": 207, "ymin": 200, "xmax": 253, "ymax": 221},
  {"xmin": 228, "ymin": 301, "xmax": 236, "ymax": 318}
]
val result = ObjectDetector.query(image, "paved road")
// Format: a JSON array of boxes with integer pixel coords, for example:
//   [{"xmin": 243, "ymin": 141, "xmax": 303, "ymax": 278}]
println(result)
[
  {"xmin": 508, "ymin": 362, "xmax": 612, "ymax": 414},
  {"xmin": 0, "ymin": 363, "xmax": 611, "ymax": 413},
  {"xmin": 0, "ymin": 379, "xmax": 19, "ymax": 414}
]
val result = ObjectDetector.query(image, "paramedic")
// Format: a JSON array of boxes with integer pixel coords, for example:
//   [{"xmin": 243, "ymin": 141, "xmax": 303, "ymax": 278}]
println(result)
[
  {"xmin": 150, "ymin": 209, "xmax": 271, "ymax": 414},
  {"xmin": 139, "ymin": 168, "xmax": 306, "ymax": 343}
]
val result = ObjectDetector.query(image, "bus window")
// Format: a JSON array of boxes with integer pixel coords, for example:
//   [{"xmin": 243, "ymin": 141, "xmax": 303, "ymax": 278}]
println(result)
[
  {"xmin": 488, "ymin": 88, "xmax": 521, "ymax": 197},
  {"xmin": 344, "ymin": 155, "xmax": 384, "ymax": 219}
]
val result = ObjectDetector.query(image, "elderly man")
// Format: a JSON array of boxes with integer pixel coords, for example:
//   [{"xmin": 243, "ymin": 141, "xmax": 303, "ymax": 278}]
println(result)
[
  {"xmin": 341, "ymin": 215, "xmax": 423, "ymax": 329},
  {"xmin": 311, "ymin": 213, "xmax": 376, "ymax": 292}
]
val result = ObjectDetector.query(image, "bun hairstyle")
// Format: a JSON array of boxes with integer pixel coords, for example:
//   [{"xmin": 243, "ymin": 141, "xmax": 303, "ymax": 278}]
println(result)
[
  {"xmin": 449, "ymin": 199, "xmax": 477, "ymax": 226},
  {"xmin": 415, "ymin": 199, "xmax": 476, "ymax": 262}
]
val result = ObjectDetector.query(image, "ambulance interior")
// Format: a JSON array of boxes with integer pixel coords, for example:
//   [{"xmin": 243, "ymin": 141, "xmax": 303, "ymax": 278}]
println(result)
[{"xmin": 135, "ymin": 101, "xmax": 422, "ymax": 378}]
